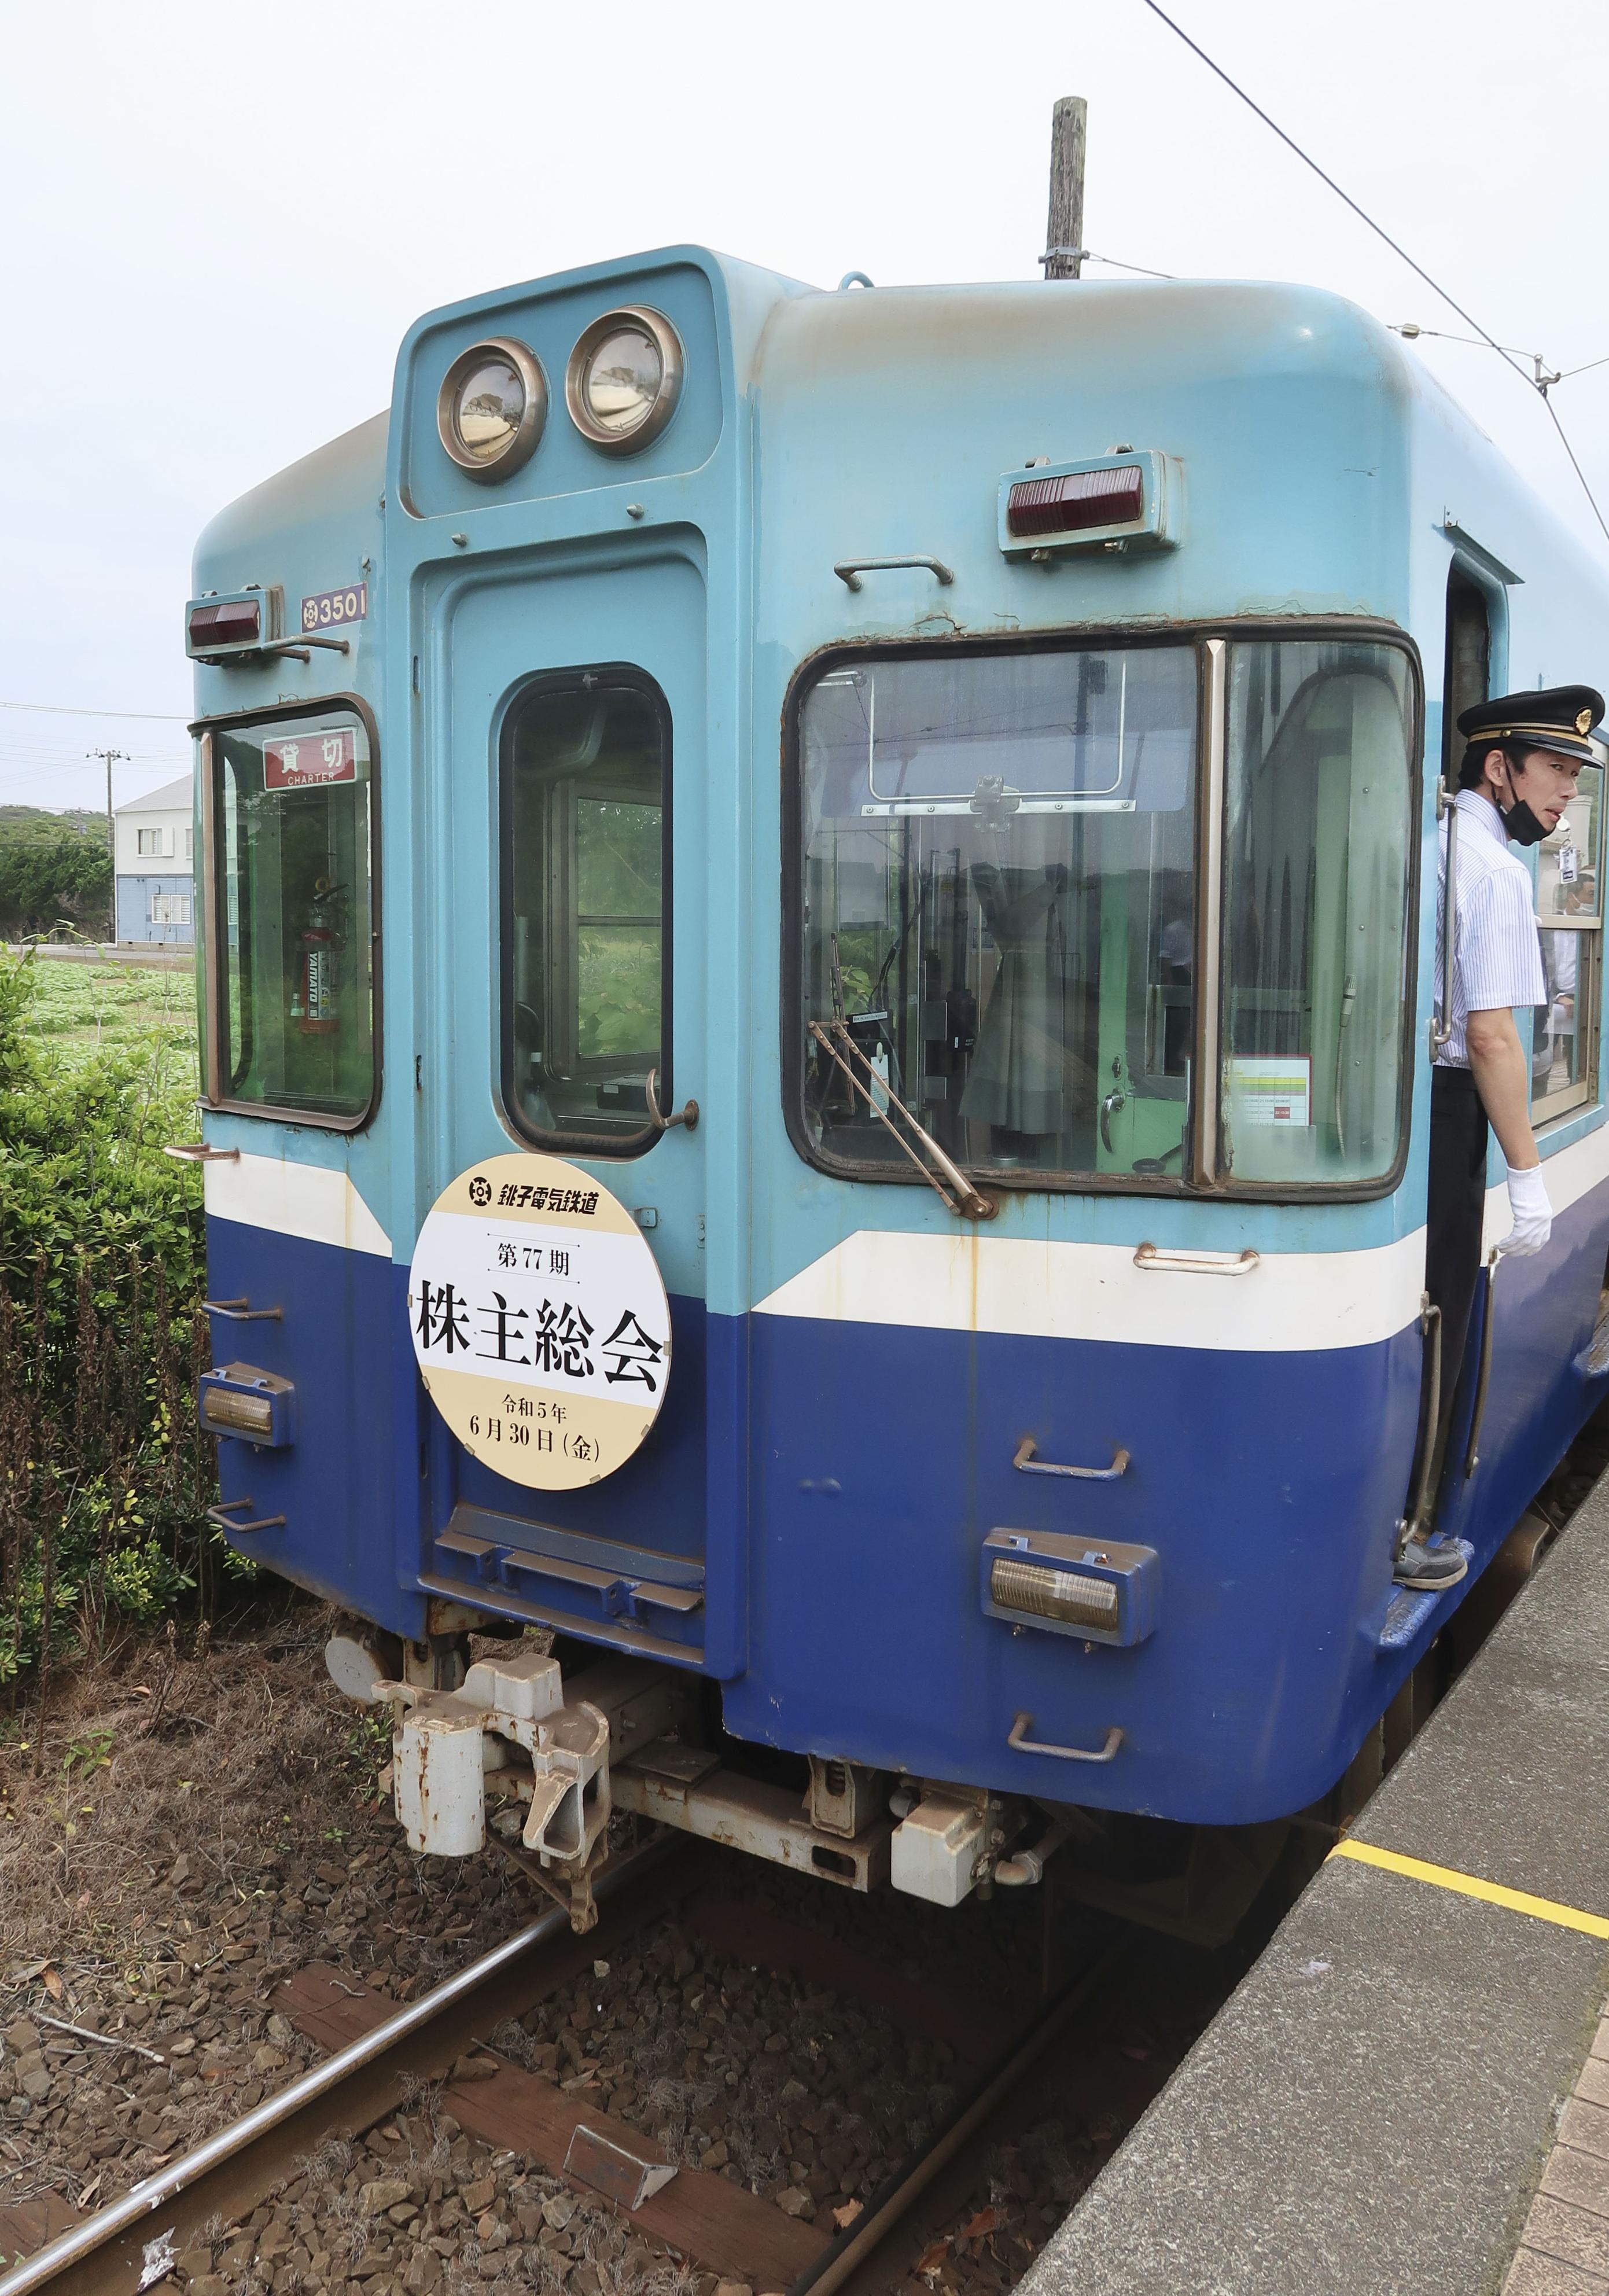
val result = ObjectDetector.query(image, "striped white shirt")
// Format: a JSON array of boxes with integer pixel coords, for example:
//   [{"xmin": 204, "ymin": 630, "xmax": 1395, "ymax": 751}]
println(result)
[{"xmin": 1434, "ymin": 788, "xmax": 1547, "ymax": 1068}]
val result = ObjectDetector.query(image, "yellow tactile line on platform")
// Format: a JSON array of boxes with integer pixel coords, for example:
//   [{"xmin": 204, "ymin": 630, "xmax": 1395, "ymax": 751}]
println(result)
[{"xmin": 1330, "ymin": 1838, "xmax": 1609, "ymax": 1939}]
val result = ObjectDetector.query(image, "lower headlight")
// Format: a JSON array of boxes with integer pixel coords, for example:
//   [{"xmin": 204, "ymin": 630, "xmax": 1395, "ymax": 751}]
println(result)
[
  {"xmin": 565, "ymin": 307, "xmax": 684, "ymax": 454},
  {"xmin": 198, "ymin": 1363, "xmax": 294, "ymax": 1448},
  {"xmin": 202, "ymin": 1387, "xmax": 274, "ymax": 1437},
  {"xmin": 989, "ymin": 1556, "xmax": 1119, "ymax": 1632},
  {"xmin": 437, "ymin": 337, "xmax": 547, "ymax": 481}
]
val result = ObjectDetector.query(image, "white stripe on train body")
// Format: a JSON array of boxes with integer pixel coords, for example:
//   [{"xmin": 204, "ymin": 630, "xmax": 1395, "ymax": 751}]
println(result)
[{"xmin": 756, "ymin": 1124, "xmax": 1609, "ymax": 1352}]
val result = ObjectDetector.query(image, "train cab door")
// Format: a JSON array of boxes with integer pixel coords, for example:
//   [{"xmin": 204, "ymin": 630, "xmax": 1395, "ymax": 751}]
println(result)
[{"xmin": 423, "ymin": 550, "xmax": 712, "ymax": 1666}]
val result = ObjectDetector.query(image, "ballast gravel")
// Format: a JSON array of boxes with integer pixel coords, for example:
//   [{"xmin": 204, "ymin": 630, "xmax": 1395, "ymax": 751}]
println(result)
[{"xmin": 0, "ymin": 1616, "xmax": 1211, "ymax": 2295}]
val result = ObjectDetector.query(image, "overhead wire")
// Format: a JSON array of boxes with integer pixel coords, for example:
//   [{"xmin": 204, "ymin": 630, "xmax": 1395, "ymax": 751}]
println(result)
[
  {"xmin": 1083, "ymin": 251, "xmax": 1177, "ymax": 281},
  {"xmin": 0, "ymin": 700, "xmax": 188, "ymax": 721},
  {"xmin": 1135, "ymin": 0, "xmax": 1609, "ymax": 546}
]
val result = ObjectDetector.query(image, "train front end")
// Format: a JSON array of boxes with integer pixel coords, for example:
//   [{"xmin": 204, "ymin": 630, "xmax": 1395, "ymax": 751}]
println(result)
[{"xmin": 186, "ymin": 248, "xmax": 1609, "ymax": 1930}]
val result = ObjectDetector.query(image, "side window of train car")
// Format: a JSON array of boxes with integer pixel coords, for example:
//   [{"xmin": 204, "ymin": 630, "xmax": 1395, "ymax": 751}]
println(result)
[
  {"xmin": 1217, "ymin": 641, "xmax": 1416, "ymax": 1186},
  {"xmin": 209, "ymin": 712, "xmax": 377, "ymax": 1125},
  {"xmin": 501, "ymin": 669, "xmax": 670, "ymax": 1155},
  {"xmin": 1531, "ymin": 764, "xmax": 1604, "ymax": 1125},
  {"xmin": 796, "ymin": 642, "xmax": 1199, "ymax": 1185}
]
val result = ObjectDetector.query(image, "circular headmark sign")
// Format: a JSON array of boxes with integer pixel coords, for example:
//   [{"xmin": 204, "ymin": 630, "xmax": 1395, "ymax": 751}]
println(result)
[{"xmin": 408, "ymin": 1153, "xmax": 670, "ymax": 1489}]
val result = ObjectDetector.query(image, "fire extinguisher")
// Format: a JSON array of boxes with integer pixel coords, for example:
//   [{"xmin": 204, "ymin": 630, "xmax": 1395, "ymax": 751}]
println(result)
[{"xmin": 292, "ymin": 877, "xmax": 343, "ymax": 1036}]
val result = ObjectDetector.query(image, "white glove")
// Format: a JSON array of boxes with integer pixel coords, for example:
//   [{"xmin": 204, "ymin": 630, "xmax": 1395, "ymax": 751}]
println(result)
[{"xmin": 1498, "ymin": 1162, "xmax": 1552, "ymax": 1257}]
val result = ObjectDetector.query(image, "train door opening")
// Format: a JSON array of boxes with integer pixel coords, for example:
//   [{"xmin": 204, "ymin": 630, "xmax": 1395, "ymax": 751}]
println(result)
[
  {"xmin": 429, "ymin": 557, "xmax": 710, "ymax": 1615},
  {"xmin": 1442, "ymin": 566, "xmax": 1491, "ymax": 788}
]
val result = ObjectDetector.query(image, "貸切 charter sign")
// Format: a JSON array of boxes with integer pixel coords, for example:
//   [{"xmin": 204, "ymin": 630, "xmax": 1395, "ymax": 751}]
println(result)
[{"xmin": 408, "ymin": 1154, "xmax": 670, "ymax": 1489}]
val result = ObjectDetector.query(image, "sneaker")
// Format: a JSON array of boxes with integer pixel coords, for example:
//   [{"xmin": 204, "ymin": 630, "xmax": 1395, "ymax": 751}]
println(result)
[{"xmin": 1394, "ymin": 1535, "xmax": 1469, "ymax": 1592}]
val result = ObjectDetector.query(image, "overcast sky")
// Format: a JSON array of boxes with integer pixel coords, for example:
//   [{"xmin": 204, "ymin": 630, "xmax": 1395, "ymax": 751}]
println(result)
[{"xmin": 1, "ymin": 0, "xmax": 1604, "ymax": 813}]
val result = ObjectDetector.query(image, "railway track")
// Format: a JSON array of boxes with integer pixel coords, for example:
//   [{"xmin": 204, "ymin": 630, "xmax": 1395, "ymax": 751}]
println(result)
[
  {"xmin": 0, "ymin": 1832, "xmax": 1131, "ymax": 2296},
  {"xmin": 15, "ymin": 1415, "xmax": 1604, "ymax": 2296}
]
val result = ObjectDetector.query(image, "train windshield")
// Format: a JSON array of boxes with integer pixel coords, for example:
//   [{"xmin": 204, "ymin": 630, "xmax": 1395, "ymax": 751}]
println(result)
[
  {"xmin": 211, "ymin": 713, "xmax": 375, "ymax": 1123},
  {"xmin": 798, "ymin": 643, "xmax": 1199, "ymax": 1183},
  {"xmin": 797, "ymin": 634, "xmax": 1416, "ymax": 1192}
]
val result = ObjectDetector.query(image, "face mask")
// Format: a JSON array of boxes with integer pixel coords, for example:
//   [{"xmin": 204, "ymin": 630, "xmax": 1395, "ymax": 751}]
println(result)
[{"xmin": 1500, "ymin": 759, "xmax": 1550, "ymax": 847}]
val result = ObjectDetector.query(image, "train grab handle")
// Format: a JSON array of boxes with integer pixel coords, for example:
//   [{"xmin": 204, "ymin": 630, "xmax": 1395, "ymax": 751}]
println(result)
[
  {"xmin": 207, "ymin": 1497, "xmax": 287, "ymax": 1536},
  {"xmin": 163, "ymin": 1142, "xmax": 240, "ymax": 1163},
  {"xmin": 833, "ymin": 554, "xmax": 956, "ymax": 593},
  {"xmin": 1402, "ymin": 1294, "xmax": 1444, "ymax": 1543},
  {"xmin": 202, "ymin": 1297, "xmax": 282, "ymax": 1322},
  {"xmin": 1463, "ymin": 1250, "xmax": 1501, "ymax": 1479},
  {"xmin": 1133, "ymin": 1242, "xmax": 1260, "ymax": 1275},
  {"xmin": 1013, "ymin": 1434, "xmax": 1130, "ymax": 1481},
  {"xmin": 1432, "ymin": 785, "xmax": 1459, "ymax": 1057},
  {"xmin": 1008, "ymin": 1714, "xmax": 1125, "ymax": 1764},
  {"xmin": 644, "ymin": 1068, "xmax": 699, "ymax": 1133}
]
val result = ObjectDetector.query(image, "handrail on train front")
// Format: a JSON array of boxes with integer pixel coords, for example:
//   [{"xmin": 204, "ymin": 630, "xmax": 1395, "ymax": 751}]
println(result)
[
  {"xmin": 1014, "ymin": 1435, "xmax": 1130, "ymax": 1481},
  {"xmin": 833, "ymin": 554, "xmax": 956, "ymax": 593},
  {"xmin": 1133, "ymin": 1242, "xmax": 1260, "ymax": 1275},
  {"xmin": 1008, "ymin": 1713, "xmax": 1124, "ymax": 1764}
]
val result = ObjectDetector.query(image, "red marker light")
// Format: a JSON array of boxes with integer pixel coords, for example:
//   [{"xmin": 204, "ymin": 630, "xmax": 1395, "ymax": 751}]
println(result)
[
  {"xmin": 188, "ymin": 598, "xmax": 260, "ymax": 649},
  {"xmin": 1007, "ymin": 463, "xmax": 1144, "ymax": 540}
]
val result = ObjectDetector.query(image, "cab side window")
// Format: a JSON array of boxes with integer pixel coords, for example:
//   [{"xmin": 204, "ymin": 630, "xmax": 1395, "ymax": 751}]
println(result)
[
  {"xmin": 210, "ymin": 713, "xmax": 377, "ymax": 1125},
  {"xmin": 1532, "ymin": 763, "xmax": 1603, "ymax": 1124}
]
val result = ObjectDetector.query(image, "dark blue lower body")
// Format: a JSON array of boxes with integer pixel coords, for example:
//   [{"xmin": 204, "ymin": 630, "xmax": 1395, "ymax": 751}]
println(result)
[{"xmin": 208, "ymin": 1169, "xmax": 1609, "ymax": 1828}]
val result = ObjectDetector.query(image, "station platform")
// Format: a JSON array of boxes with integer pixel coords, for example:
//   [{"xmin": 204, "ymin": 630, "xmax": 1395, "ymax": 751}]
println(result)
[{"xmin": 1023, "ymin": 1468, "xmax": 1609, "ymax": 2296}]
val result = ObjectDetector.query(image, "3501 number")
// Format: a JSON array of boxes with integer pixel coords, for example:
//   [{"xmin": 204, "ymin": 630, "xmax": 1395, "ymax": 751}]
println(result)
[{"xmin": 301, "ymin": 583, "xmax": 369, "ymax": 633}]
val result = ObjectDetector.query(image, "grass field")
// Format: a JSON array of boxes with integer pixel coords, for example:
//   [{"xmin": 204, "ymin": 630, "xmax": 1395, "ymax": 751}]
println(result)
[{"xmin": 21, "ymin": 956, "xmax": 200, "ymax": 1090}]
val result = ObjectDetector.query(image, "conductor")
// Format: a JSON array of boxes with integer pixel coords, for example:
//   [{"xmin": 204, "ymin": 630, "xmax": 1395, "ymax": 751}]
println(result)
[{"xmin": 1398, "ymin": 683, "xmax": 1606, "ymax": 1591}]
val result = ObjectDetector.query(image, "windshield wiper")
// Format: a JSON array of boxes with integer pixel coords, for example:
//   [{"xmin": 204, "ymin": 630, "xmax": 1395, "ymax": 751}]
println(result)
[{"xmin": 808, "ymin": 1020, "xmax": 997, "ymax": 1222}]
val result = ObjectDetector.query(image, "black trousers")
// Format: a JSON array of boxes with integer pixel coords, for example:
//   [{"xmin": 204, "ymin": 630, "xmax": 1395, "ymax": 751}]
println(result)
[{"xmin": 1423, "ymin": 1066, "xmax": 1490, "ymax": 1491}]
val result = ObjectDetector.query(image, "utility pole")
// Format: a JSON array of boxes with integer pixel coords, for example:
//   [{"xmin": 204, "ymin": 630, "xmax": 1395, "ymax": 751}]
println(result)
[
  {"xmin": 87, "ymin": 747, "xmax": 126, "ymax": 941},
  {"xmin": 1043, "ymin": 97, "xmax": 1087, "ymax": 280}
]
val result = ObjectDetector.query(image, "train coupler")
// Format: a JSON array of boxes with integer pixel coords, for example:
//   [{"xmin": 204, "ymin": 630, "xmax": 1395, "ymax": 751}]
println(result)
[{"xmin": 330, "ymin": 1638, "xmax": 610, "ymax": 1930}]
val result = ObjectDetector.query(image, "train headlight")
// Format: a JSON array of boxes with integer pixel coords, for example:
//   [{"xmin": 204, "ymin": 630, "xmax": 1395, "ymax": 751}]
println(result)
[
  {"xmin": 565, "ymin": 307, "xmax": 684, "ymax": 454},
  {"xmin": 437, "ymin": 338, "xmax": 547, "ymax": 480},
  {"xmin": 981, "ymin": 1526, "xmax": 1159, "ymax": 1647},
  {"xmin": 198, "ymin": 1363, "xmax": 294, "ymax": 1449},
  {"xmin": 989, "ymin": 1556, "xmax": 1118, "ymax": 1632}
]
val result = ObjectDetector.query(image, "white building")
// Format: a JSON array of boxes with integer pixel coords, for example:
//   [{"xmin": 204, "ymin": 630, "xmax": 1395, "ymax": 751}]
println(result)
[{"xmin": 115, "ymin": 773, "xmax": 194, "ymax": 945}]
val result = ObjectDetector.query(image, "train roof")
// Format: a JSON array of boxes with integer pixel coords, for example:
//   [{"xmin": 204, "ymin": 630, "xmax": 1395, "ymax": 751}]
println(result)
[
  {"xmin": 192, "ymin": 256, "xmax": 1609, "ymax": 627},
  {"xmin": 194, "ymin": 410, "xmax": 387, "ymax": 578}
]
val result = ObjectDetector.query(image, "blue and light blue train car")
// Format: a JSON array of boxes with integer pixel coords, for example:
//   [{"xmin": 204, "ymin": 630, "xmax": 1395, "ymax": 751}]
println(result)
[{"xmin": 181, "ymin": 248, "xmax": 1609, "ymax": 1926}]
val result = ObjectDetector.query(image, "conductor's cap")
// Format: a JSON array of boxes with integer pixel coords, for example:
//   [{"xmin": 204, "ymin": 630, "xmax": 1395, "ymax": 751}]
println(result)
[{"xmin": 1457, "ymin": 684, "xmax": 1608, "ymax": 768}]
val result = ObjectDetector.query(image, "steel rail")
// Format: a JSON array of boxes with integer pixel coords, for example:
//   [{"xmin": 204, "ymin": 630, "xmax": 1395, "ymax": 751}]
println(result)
[
  {"xmin": 0, "ymin": 1836, "xmax": 681, "ymax": 2296},
  {"xmin": 786, "ymin": 1940, "xmax": 1129, "ymax": 2296}
]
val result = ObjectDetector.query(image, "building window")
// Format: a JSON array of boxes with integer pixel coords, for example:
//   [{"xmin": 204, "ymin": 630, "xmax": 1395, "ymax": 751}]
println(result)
[
  {"xmin": 1218, "ymin": 641, "xmax": 1416, "ymax": 1186},
  {"xmin": 502, "ymin": 669, "xmax": 670, "ymax": 1154},
  {"xmin": 137, "ymin": 827, "xmax": 161, "ymax": 856},
  {"xmin": 209, "ymin": 713, "xmax": 377, "ymax": 1124},
  {"xmin": 149, "ymin": 893, "xmax": 192, "ymax": 927},
  {"xmin": 184, "ymin": 826, "xmax": 194, "ymax": 862},
  {"xmin": 1532, "ymin": 764, "xmax": 1603, "ymax": 1125}
]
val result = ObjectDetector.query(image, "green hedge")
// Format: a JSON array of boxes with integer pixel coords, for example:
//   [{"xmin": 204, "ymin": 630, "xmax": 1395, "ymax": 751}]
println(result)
[{"xmin": 0, "ymin": 950, "xmax": 234, "ymax": 1690}]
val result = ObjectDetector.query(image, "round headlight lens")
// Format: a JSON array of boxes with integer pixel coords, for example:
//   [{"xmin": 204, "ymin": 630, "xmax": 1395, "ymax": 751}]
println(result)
[
  {"xmin": 454, "ymin": 355, "xmax": 525, "ymax": 462},
  {"xmin": 582, "ymin": 326, "xmax": 663, "ymax": 437},
  {"xmin": 436, "ymin": 338, "xmax": 547, "ymax": 481},
  {"xmin": 566, "ymin": 307, "xmax": 684, "ymax": 454}
]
